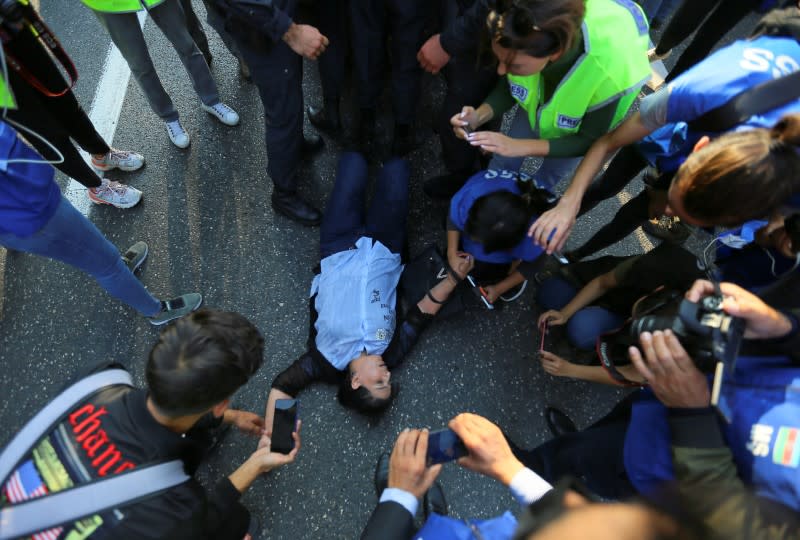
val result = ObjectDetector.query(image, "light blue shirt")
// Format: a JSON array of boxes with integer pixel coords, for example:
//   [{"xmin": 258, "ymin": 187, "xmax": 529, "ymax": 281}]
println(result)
[{"xmin": 311, "ymin": 236, "xmax": 402, "ymax": 370}]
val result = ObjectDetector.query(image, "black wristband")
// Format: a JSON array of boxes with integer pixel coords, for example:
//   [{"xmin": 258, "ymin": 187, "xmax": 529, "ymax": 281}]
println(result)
[{"xmin": 427, "ymin": 290, "xmax": 445, "ymax": 304}]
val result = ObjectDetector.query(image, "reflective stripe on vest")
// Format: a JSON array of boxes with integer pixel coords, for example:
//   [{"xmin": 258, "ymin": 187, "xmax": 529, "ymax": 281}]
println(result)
[
  {"xmin": 0, "ymin": 77, "xmax": 16, "ymax": 110},
  {"xmin": 506, "ymin": 0, "xmax": 651, "ymax": 139},
  {"xmin": 80, "ymin": 0, "xmax": 165, "ymax": 14}
]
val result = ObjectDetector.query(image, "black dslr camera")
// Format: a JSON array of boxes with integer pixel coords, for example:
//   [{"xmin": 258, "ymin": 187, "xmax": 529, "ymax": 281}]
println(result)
[
  {"xmin": 598, "ymin": 288, "xmax": 745, "ymax": 384},
  {"xmin": 629, "ymin": 294, "xmax": 746, "ymax": 372}
]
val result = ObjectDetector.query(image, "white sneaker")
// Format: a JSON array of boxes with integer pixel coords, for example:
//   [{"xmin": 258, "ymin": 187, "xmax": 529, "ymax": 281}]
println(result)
[
  {"xmin": 87, "ymin": 178, "xmax": 143, "ymax": 209},
  {"xmin": 202, "ymin": 102, "xmax": 239, "ymax": 126},
  {"xmin": 91, "ymin": 148, "xmax": 145, "ymax": 172},
  {"xmin": 166, "ymin": 120, "xmax": 190, "ymax": 148}
]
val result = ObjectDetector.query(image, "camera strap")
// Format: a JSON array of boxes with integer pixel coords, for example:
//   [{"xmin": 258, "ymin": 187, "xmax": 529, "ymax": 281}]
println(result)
[
  {"xmin": 1, "ymin": 2, "xmax": 78, "ymax": 97},
  {"xmin": 687, "ymin": 70, "xmax": 800, "ymax": 133}
]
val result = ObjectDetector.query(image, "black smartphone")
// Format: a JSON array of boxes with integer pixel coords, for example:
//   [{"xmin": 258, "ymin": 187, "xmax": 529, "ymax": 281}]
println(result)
[
  {"xmin": 426, "ymin": 428, "xmax": 468, "ymax": 466},
  {"xmin": 271, "ymin": 398, "xmax": 298, "ymax": 455}
]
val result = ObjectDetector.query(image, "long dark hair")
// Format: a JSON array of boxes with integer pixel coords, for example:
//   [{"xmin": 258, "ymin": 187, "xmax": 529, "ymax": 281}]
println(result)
[
  {"xmin": 483, "ymin": 0, "xmax": 585, "ymax": 63},
  {"xmin": 465, "ymin": 176, "xmax": 555, "ymax": 253}
]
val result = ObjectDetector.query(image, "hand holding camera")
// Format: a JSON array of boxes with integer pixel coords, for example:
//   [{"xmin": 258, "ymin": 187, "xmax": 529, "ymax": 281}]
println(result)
[
  {"xmin": 629, "ymin": 330, "xmax": 710, "ymax": 408},
  {"xmin": 448, "ymin": 413, "xmax": 524, "ymax": 486},
  {"xmin": 388, "ymin": 429, "xmax": 443, "ymax": 499},
  {"xmin": 686, "ymin": 280, "xmax": 794, "ymax": 340}
]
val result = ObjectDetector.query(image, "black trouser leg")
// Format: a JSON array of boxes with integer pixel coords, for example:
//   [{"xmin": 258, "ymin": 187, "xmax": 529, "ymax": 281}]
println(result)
[
  {"xmin": 315, "ymin": 0, "xmax": 348, "ymax": 104},
  {"xmin": 578, "ymin": 145, "xmax": 648, "ymax": 217},
  {"xmin": 181, "ymin": 0, "xmax": 211, "ymax": 58},
  {"xmin": 654, "ymin": 0, "xmax": 719, "ymax": 54},
  {"xmin": 571, "ymin": 189, "xmax": 651, "ymax": 260},
  {"xmin": 511, "ymin": 395, "xmax": 637, "ymax": 500},
  {"xmin": 350, "ymin": 0, "xmax": 386, "ymax": 112},
  {"xmin": 5, "ymin": 72, "xmax": 105, "ymax": 188},
  {"xmin": 387, "ymin": 0, "xmax": 429, "ymax": 125},
  {"xmin": 664, "ymin": 0, "xmax": 755, "ymax": 82}
]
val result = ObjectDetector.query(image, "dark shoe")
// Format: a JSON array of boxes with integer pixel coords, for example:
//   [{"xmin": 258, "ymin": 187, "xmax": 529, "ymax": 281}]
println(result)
[
  {"xmin": 533, "ymin": 270, "xmax": 555, "ymax": 285},
  {"xmin": 301, "ymin": 132, "xmax": 324, "ymax": 155},
  {"xmin": 374, "ymin": 452, "xmax": 390, "ymax": 497},
  {"xmin": 642, "ymin": 216, "xmax": 691, "ymax": 244},
  {"xmin": 307, "ymin": 104, "xmax": 341, "ymax": 133},
  {"xmin": 121, "ymin": 241, "xmax": 148, "ymax": 274},
  {"xmin": 423, "ymin": 482, "xmax": 448, "ymax": 520},
  {"xmin": 271, "ymin": 191, "xmax": 322, "ymax": 226},
  {"xmin": 237, "ymin": 56, "xmax": 251, "ymax": 81},
  {"xmin": 545, "ymin": 406, "xmax": 577, "ymax": 437},
  {"xmin": 423, "ymin": 172, "xmax": 468, "ymax": 200},
  {"xmin": 149, "ymin": 293, "xmax": 203, "ymax": 326},
  {"xmin": 391, "ymin": 123, "xmax": 415, "ymax": 157}
]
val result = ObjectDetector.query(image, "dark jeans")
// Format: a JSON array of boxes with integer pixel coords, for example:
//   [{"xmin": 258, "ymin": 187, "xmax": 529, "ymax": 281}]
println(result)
[
  {"xmin": 536, "ymin": 276, "xmax": 625, "ymax": 350},
  {"xmin": 350, "ymin": 0, "xmax": 429, "ymax": 124},
  {"xmin": 510, "ymin": 395, "xmax": 637, "ymax": 500},
  {"xmin": 656, "ymin": 0, "xmax": 756, "ymax": 82},
  {"xmin": 234, "ymin": 33, "xmax": 303, "ymax": 193},
  {"xmin": 320, "ymin": 152, "xmax": 410, "ymax": 258},
  {"xmin": 4, "ymin": 30, "xmax": 108, "ymax": 188}
]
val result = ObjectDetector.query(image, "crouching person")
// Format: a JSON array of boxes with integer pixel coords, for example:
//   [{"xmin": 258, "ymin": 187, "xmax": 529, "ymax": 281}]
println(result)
[{"xmin": 0, "ymin": 309, "xmax": 299, "ymax": 540}]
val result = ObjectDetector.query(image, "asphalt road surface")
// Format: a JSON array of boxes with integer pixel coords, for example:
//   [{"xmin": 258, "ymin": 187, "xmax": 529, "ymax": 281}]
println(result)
[{"xmin": 0, "ymin": 3, "xmax": 758, "ymax": 538}]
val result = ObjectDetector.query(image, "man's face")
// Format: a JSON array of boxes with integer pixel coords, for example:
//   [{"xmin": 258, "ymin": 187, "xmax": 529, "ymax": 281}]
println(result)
[{"xmin": 350, "ymin": 354, "xmax": 392, "ymax": 400}]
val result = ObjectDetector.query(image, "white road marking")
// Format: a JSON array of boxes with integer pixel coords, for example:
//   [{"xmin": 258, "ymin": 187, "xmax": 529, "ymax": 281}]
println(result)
[{"xmin": 66, "ymin": 10, "xmax": 147, "ymax": 215}]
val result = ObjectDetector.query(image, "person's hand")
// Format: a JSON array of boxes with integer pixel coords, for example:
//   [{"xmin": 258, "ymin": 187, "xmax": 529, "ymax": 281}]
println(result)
[
  {"xmin": 283, "ymin": 23, "xmax": 329, "ymax": 59},
  {"xmin": 251, "ymin": 421, "xmax": 302, "ymax": 474},
  {"xmin": 528, "ymin": 199, "xmax": 580, "ymax": 253},
  {"xmin": 482, "ymin": 284, "xmax": 500, "ymax": 303},
  {"xmin": 685, "ymin": 280, "xmax": 793, "ymax": 340},
  {"xmin": 538, "ymin": 310, "xmax": 567, "ymax": 327},
  {"xmin": 224, "ymin": 409, "xmax": 265, "ymax": 436},
  {"xmin": 387, "ymin": 429, "xmax": 442, "ymax": 499},
  {"xmin": 538, "ymin": 351, "xmax": 576, "ymax": 378},
  {"xmin": 449, "ymin": 413, "xmax": 523, "ymax": 486},
  {"xmin": 450, "ymin": 253, "xmax": 474, "ymax": 280},
  {"xmin": 451, "ymin": 107, "xmax": 480, "ymax": 140},
  {"xmin": 417, "ymin": 34, "xmax": 451, "ymax": 74},
  {"xmin": 629, "ymin": 331, "xmax": 710, "ymax": 408},
  {"xmin": 466, "ymin": 131, "xmax": 529, "ymax": 157},
  {"xmin": 448, "ymin": 250, "xmax": 471, "ymax": 278}
]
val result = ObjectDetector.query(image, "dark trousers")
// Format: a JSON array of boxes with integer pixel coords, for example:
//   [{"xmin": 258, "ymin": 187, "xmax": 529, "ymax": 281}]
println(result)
[
  {"xmin": 314, "ymin": 0, "xmax": 349, "ymax": 104},
  {"xmin": 436, "ymin": 1, "xmax": 498, "ymax": 174},
  {"xmin": 186, "ymin": 0, "xmax": 242, "ymax": 59},
  {"xmin": 656, "ymin": 0, "xmax": 756, "ymax": 82},
  {"xmin": 4, "ymin": 30, "xmax": 108, "ymax": 189},
  {"xmin": 511, "ymin": 395, "xmax": 637, "ymax": 500},
  {"xmin": 570, "ymin": 145, "xmax": 651, "ymax": 259},
  {"xmin": 320, "ymin": 152, "xmax": 410, "ymax": 258},
  {"xmin": 349, "ymin": 0, "xmax": 429, "ymax": 124},
  {"xmin": 234, "ymin": 32, "xmax": 303, "ymax": 193}
]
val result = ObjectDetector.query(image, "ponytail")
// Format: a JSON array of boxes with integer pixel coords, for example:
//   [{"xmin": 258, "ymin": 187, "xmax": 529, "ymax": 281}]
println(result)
[{"xmin": 675, "ymin": 113, "xmax": 800, "ymax": 227}]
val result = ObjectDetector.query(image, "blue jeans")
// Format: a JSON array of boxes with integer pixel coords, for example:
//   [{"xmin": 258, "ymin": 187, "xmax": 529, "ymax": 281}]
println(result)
[
  {"xmin": 488, "ymin": 107, "xmax": 582, "ymax": 192},
  {"xmin": 0, "ymin": 197, "xmax": 161, "ymax": 316},
  {"xmin": 536, "ymin": 276, "xmax": 624, "ymax": 350},
  {"xmin": 320, "ymin": 152, "xmax": 410, "ymax": 258}
]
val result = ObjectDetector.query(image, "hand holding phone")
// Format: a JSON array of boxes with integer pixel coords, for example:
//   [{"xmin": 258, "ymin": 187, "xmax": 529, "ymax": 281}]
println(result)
[
  {"xmin": 538, "ymin": 319, "xmax": 549, "ymax": 353},
  {"xmin": 426, "ymin": 428, "xmax": 469, "ymax": 466},
  {"xmin": 271, "ymin": 399, "xmax": 298, "ymax": 455}
]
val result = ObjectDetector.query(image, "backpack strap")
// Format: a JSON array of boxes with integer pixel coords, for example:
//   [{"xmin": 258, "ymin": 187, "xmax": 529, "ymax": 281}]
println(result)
[
  {"xmin": 0, "ymin": 460, "xmax": 190, "ymax": 539},
  {"xmin": 0, "ymin": 369, "xmax": 132, "ymax": 484},
  {"xmin": 687, "ymin": 70, "xmax": 800, "ymax": 133}
]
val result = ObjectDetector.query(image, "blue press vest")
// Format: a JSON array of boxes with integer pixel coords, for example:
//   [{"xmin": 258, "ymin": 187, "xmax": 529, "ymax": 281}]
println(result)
[
  {"xmin": 637, "ymin": 36, "xmax": 800, "ymax": 173},
  {"xmin": 624, "ymin": 356, "xmax": 800, "ymax": 510},
  {"xmin": 449, "ymin": 170, "xmax": 545, "ymax": 265}
]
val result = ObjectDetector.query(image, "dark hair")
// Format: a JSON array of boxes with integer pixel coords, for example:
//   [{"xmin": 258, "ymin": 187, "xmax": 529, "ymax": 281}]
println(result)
[
  {"xmin": 146, "ymin": 309, "xmax": 264, "ymax": 416},
  {"xmin": 337, "ymin": 370, "xmax": 399, "ymax": 415},
  {"xmin": 465, "ymin": 182, "xmax": 554, "ymax": 253},
  {"xmin": 675, "ymin": 113, "xmax": 800, "ymax": 226},
  {"xmin": 487, "ymin": 0, "xmax": 585, "ymax": 58}
]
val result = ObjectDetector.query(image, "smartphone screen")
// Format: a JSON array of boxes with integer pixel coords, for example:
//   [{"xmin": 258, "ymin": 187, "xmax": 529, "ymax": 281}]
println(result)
[
  {"xmin": 271, "ymin": 399, "xmax": 298, "ymax": 454},
  {"xmin": 426, "ymin": 428, "xmax": 468, "ymax": 466},
  {"xmin": 539, "ymin": 320, "xmax": 549, "ymax": 352}
]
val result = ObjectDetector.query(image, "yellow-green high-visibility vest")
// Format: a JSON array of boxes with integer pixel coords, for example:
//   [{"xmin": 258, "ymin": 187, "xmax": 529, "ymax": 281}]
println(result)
[
  {"xmin": 80, "ymin": 0, "xmax": 166, "ymax": 14},
  {"xmin": 506, "ymin": 0, "xmax": 651, "ymax": 140},
  {"xmin": 0, "ymin": 76, "xmax": 16, "ymax": 110}
]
